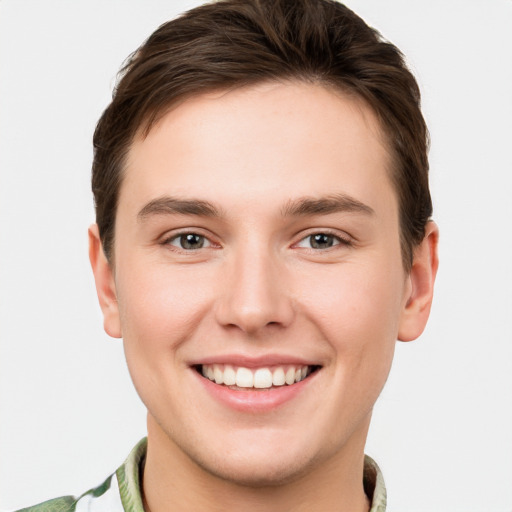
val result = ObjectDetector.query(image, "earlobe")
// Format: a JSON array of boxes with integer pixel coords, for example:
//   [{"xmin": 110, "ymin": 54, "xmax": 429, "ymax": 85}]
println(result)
[
  {"xmin": 88, "ymin": 224, "xmax": 122, "ymax": 338},
  {"xmin": 398, "ymin": 221, "xmax": 439, "ymax": 342}
]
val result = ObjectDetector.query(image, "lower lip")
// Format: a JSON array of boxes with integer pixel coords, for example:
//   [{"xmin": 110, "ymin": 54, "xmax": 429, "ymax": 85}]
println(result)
[{"xmin": 194, "ymin": 370, "xmax": 319, "ymax": 413}]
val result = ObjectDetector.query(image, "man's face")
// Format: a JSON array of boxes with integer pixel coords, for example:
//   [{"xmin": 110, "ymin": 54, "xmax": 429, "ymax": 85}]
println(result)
[{"xmin": 100, "ymin": 82, "xmax": 416, "ymax": 484}]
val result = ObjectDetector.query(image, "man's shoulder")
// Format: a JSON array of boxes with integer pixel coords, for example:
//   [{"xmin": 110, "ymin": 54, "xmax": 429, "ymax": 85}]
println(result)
[
  {"xmin": 13, "ymin": 439, "xmax": 147, "ymax": 512},
  {"xmin": 14, "ymin": 473, "xmax": 118, "ymax": 512},
  {"xmin": 15, "ymin": 496, "xmax": 77, "ymax": 512}
]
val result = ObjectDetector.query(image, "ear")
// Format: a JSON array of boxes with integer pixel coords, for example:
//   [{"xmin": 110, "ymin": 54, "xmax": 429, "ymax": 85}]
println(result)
[
  {"xmin": 398, "ymin": 221, "xmax": 439, "ymax": 342},
  {"xmin": 88, "ymin": 224, "xmax": 122, "ymax": 338}
]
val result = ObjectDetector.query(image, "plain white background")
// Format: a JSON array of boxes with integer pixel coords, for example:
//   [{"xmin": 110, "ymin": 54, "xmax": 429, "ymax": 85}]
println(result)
[{"xmin": 1, "ymin": 1, "xmax": 511, "ymax": 510}]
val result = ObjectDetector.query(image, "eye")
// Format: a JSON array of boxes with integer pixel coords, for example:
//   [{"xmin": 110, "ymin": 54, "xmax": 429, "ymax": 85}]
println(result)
[
  {"xmin": 167, "ymin": 233, "xmax": 212, "ymax": 250},
  {"xmin": 296, "ymin": 232, "xmax": 349, "ymax": 250}
]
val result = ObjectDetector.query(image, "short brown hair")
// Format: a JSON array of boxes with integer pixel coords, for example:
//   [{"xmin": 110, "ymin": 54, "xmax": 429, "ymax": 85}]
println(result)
[{"xmin": 92, "ymin": 0, "xmax": 432, "ymax": 270}]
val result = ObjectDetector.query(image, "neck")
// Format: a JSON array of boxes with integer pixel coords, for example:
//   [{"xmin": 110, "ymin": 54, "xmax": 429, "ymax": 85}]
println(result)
[{"xmin": 142, "ymin": 415, "xmax": 371, "ymax": 512}]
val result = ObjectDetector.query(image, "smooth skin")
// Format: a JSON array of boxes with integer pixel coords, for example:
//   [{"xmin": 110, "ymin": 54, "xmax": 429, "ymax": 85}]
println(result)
[{"xmin": 90, "ymin": 81, "xmax": 438, "ymax": 512}]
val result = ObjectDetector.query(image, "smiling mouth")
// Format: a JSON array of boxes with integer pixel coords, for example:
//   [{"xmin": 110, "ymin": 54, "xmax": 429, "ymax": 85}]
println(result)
[{"xmin": 196, "ymin": 364, "xmax": 321, "ymax": 390}]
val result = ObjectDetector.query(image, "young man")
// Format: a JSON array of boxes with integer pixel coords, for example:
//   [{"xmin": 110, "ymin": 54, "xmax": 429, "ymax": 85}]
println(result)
[{"xmin": 20, "ymin": 1, "xmax": 438, "ymax": 511}]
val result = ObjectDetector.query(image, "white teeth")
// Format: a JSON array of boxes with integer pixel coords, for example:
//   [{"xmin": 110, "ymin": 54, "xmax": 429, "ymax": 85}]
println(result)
[
  {"xmin": 201, "ymin": 364, "xmax": 313, "ymax": 389},
  {"xmin": 236, "ymin": 367, "xmax": 254, "ymax": 388},
  {"xmin": 223, "ymin": 364, "xmax": 236, "ymax": 386},
  {"xmin": 285, "ymin": 367, "xmax": 296, "ymax": 385},
  {"xmin": 272, "ymin": 367, "xmax": 286, "ymax": 386},
  {"xmin": 254, "ymin": 368, "xmax": 273, "ymax": 388},
  {"xmin": 213, "ymin": 364, "xmax": 224, "ymax": 384}
]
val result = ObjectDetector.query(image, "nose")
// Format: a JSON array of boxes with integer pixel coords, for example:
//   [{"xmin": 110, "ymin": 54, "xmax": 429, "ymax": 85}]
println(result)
[{"xmin": 214, "ymin": 244, "xmax": 295, "ymax": 336}]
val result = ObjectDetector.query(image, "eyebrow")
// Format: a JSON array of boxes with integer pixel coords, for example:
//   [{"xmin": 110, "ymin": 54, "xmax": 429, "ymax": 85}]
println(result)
[
  {"xmin": 137, "ymin": 196, "xmax": 222, "ymax": 221},
  {"xmin": 137, "ymin": 193, "xmax": 375, "ymax": 222},
  {"xmin": 281, "ymin": 194, "xmax": 375, "ymax": 217}
]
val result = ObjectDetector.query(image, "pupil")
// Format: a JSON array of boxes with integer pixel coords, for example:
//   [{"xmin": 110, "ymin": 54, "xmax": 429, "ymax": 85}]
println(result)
[
  {"xmin": 311, "ymin": 233, "xmax": 333, "ymax": 249},
  {"xmin": 181, "ymin": 233, "xmax": 204, "ymax": 249}
]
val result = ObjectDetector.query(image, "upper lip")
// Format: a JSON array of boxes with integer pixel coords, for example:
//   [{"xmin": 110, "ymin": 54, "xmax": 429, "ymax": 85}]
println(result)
[{"xmin": 188, "ymin": 354, "xmax": 322, "ymax": 368}]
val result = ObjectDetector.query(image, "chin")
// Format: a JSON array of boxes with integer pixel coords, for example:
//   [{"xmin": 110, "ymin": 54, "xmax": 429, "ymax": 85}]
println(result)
[
  {"xmin": 174, "ymin": 421, "xmax": 340, "ymax": 489},
  {"xmin": 192, "ymin": 447, "xmax": 319, "ymax": 488}
]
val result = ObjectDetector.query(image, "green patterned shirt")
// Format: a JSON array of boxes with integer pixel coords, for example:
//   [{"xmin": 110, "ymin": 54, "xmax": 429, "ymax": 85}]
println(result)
[{"xmin": 16, "ymin": 438, "xmax": 387, "ymax": 512}]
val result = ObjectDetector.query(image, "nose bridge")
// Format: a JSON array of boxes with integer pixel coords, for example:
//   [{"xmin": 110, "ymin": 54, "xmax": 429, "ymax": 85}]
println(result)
[{"xmin": 215, "ymin": 236, "xmax": 294, "ymax": 334}]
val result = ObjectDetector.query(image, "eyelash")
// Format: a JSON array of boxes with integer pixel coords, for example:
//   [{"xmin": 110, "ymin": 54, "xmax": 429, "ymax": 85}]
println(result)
[
  {"xmin": 161, "ymin": 230, "xmax": 352, "ymax": 252},
  {"xmin": 294, "ymin": 231, "xmax": 352, "ymax": 251},
  {"xmin": 162, "ymin": 232, "xmax": 215, "ymax": 251}
]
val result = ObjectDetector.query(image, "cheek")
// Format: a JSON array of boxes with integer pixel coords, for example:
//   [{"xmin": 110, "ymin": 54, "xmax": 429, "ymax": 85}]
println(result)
[
  {"xmin": 114, "ymin": 262, "xmax": 215, "ymax": 415},
  {"xmin": 303, "ymin": 261, "xmax": 404, "ymax": 334},
  {"xmin": 300, "ymin": 262, "xmax": 404, "ymax": 385},
  {"xmin": 115, "ymin": 260, "xmax": 214, "ymax": 353},
  {"xmin": 288, "ymin": 263, "xmax": 404, "ymax": 443}
]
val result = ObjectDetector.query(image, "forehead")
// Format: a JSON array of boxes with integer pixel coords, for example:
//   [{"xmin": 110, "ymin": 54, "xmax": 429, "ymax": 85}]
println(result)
[{"xmin": 121, "ymin": 81, "xmax": 395, "ymax": 217}]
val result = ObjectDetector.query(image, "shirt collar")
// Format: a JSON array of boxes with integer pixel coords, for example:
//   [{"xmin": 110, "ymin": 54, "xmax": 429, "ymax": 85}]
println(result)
[
  {"xmin": 364, "ymin": 455, "xmax": 387, "ymax": 511},
  {"xmin": 116, "ymin": 438, "xmax": 387, "ymax": 512}
]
